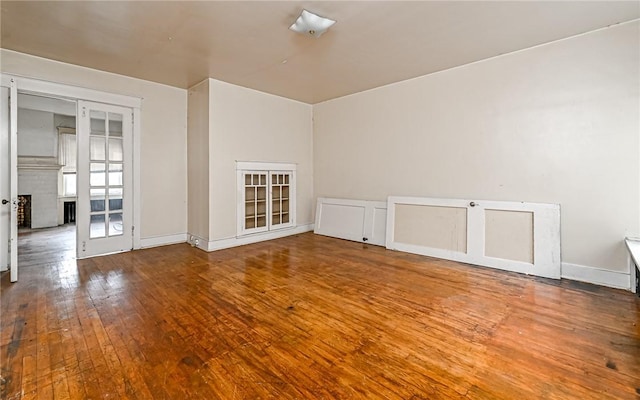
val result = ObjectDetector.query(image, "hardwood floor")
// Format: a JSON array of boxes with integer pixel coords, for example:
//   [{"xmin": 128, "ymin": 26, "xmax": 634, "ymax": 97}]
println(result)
[
  {"xmin": 1, "ymin": 232, "xmax": 639, "ymax": 399},
  {"xmin": 18, "ymin": 224, "xmax": 76, "ymax": 267}
]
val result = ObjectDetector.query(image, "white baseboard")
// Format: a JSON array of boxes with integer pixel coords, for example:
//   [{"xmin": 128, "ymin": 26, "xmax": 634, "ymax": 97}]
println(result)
[
  {"xmin": 185, "ymin": 233, "xmax": 209, "ymax": 251},
  {"xmin": 140, "ymin": 233, "xmax": 188, "ymax": 249},
  {"xmin": 561, "ymin": 262, "xmax": 631, "ymax": 290},
  {"xmin": 205, "ymin": 224, "xmax": 314, "ymax": 252}
]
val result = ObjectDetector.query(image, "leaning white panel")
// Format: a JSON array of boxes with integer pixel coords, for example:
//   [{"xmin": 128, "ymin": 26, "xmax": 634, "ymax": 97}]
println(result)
[
  {"xmin": 314, "ymin": 197, "xmax": 387, "ymax": 246},
  {"xmin": 386, "ymin": 196, "xmax": 561, "ymax": 279}
]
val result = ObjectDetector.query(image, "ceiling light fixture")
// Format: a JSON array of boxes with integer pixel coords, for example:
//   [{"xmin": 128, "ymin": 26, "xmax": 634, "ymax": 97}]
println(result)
[{"xmin": 289, "ymin": 9, "xmax": 336, "ymax": 38}]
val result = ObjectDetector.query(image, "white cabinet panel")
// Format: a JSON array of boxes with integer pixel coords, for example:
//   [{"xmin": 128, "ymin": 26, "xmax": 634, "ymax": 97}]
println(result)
[
  {"xmin": 314, "ymin": 198, "xmax": 386, "ymax": 246},
  {"xmin": 386, "ymin": 196, "xmax": 561, "ymax": 279}
]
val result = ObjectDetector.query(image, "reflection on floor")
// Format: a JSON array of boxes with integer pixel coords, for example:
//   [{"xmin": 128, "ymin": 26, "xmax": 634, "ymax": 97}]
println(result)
[{"xmin": 18, "ymin": 223, "xmax": 76, "ymax": 267}]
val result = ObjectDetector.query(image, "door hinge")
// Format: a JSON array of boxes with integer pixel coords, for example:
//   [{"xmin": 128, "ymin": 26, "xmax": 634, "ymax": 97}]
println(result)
[
  {"xmin": 82, "ymin": 107, "xmax": 86, "ymax": 118},
  {"xmin": 132, "ymin": 226, "xmax": 135, "ymax": 236},
  {"xmin": 82, "ymin": 241, "xmax": 86, "ymax": 252}
]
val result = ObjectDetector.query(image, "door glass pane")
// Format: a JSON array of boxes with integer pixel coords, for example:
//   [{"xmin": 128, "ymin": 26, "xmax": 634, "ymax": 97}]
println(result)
[
  {"xmin": 109, "ymin": 198, "xmax": 123, "ymax": 212},
  {"xmin": 245, "ymin": 187, "xmax": 255, "ymax": 201},
  {"xmin": 90, "ymin": 137, "xmax": 106, "ymax": 160},
  {"xmin": 91, "ymin": 196, "xmax": 105, "ymax": 212},
  {"xmin": 108, "ymin": 113, "xmax": 123, "ymax": 137},
  {"xmin": 245, "ymin": 202, "xmax": 255, "ymax": 217},
  {"xmin": 90, "ymin": 111, "xmax": 106, "ymax": 135},
  {"xmin": 90, "ymin": 163, "xmax": 106, "ymax": 186},
  {"xmin": 109, "ymin": 187, "xmax": 123, "ymax": 198},
  {"xmin": 90, "ymin": 214, "xmax": 106, "ymax": 238},
  {"xmin": 109, "ymin": 213, "xmax": 123, "ymax": 236},
  {"xmin": 257, "ymin": 187, "xmax": 266, "ymax": 201},
  {"xmin": 257, "ymin": 200, "xmax": 266, "ymax": 216},
  {"xmin": 109, "ymin": 163, "xmax": 123, "ymax": 186},
  {"xmin": 90, "ymin": 188, "xmax": 106, "ymax": 197},
  {"xmin": 108, "ymin": 138, "xmax": 123, "ymax": 161}
]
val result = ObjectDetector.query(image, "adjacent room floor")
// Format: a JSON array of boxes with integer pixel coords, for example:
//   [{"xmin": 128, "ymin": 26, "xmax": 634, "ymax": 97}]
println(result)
[
  {"xmin": 1, "ymin": 232, "xmax": 639, "ymax": 399},
  {"xmin": 17, "ymin": 223, "xmax": 76, "ymax": 267}
]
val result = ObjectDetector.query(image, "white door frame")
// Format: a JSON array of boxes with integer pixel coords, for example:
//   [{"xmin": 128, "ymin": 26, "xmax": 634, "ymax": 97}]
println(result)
[
  {"xmin": 8, "ymin": 79, "xmax": 18, "ymax": 281},
  {"xmin": 0, "ymin": 74, "xmax": 142, "ymax": 262},
  {"xmin": 0, "ymin": 86, "xmax": 8, "ymax": 273}
]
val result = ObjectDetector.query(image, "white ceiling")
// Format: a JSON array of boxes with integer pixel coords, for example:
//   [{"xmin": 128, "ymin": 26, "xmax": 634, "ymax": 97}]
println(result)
[{"xmin": 1, "ymin": 1, "xmax": 638, "ymax": 104}]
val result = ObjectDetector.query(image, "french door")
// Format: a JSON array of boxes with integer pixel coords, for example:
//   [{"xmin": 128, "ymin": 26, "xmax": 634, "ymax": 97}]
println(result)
[
  {"xmin": 0, "ymin": 80, "xmax": 18, "ymax": 281},
  {"xmin": 77, "ymin": 101, "xmax": 133, "ymax": 258}
]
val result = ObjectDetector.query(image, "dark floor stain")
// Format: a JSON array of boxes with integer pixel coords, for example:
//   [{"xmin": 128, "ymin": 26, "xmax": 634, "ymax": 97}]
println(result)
[
  {"xmin": 6, "ymin": 318, "xmax": 25, "ymax": 358},
  {"xmin": 287, "ymin": 305, "xmax": 295, "ymax": 311},
  {"xmin": 635, "ymin": 387, "xmax": 640, "ymax": 395},
  {"xmin": 181, "ymin": 355, "xmax": 204, "ymax": 369},
  {"xmin": 605, "ymin": 360, "xmax": 617, "ymax": 370}
]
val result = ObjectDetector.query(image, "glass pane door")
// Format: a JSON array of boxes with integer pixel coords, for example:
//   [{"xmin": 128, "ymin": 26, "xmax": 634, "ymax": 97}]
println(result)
[
  {"xmin": 270, "ymin": 172, "xmax": 291, "ymax": 227},
  {"xmin": 77, "ymin": 101, "xmax": 132, "ymax": 258},
  {"xmin": 242, "ymin": 171, "xmax": 268, "ymax": 234}
]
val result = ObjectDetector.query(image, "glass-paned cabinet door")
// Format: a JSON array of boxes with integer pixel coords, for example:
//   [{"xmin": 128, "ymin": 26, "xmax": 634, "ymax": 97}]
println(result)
[
  {"xmin": 241, "ymin": 171, "xmax": 269, "ymax": 234},
  {"xmin": 237, "ymin": 162, "xmax": 296, "ymax": 237},
  {"xmin": 270, "ymin": 171, "xmax": 294, "ymax": 229}
]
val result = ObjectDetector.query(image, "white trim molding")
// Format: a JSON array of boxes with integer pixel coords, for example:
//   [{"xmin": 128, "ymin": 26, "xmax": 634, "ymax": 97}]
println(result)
[
  {"xmin": 624, "ymin": 237, "xmax": 639, "ymax": 293},
  {"xmin": 140, "ymin": 233, "xmax": 188, "ymax": 249},
  {"xmin": 561, "ymin": 262, "xmax": 631, "ymax": 291},
  {"xmin": 132, "ymin": 107, "xmax": 142, "ymax": 250},
  {"xmin": 236, "ymin": 161, "xmax": 296, "ymax": 171},
  {"xmin": 206, "ymin": 223, "xmax": 313, "ymax": 252},
  {"xmin": 186, "ymin": 233, "xmax": 209, "ymax": 251},
  {"xmin": 1, "ymin": 73, "xmax": 142, "ymax": 108}
]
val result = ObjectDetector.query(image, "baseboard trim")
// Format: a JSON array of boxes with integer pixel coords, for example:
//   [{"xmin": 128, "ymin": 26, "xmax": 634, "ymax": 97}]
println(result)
[
  {"xmin": 205, "ymin": 224, "xmax": 314, "ymax": 252},
  {"xmin": 561, "ymin": 262, "xmax": 631, "ymax": 290},
  {"xmin": 140, "ymin": 233, "xmax": 188, "ymax": 249},
  {"xmin": 186, "ymin": 233, "xmax": 209, "ymax": 251}
]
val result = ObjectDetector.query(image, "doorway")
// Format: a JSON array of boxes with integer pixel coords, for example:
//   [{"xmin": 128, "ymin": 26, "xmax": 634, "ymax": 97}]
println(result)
[
  {"xmin": 1, "ymin": 75, "xmax": 141, "ymax": 281},
  {"xmin": 15, "ymin": 93, "xmax": 77, "ymax": 267}
]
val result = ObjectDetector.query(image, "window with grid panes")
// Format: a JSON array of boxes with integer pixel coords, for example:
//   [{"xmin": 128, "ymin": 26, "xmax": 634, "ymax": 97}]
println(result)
[{"xmin": 237, "ymin": 163, "xmax": 296, "ymax": 236}]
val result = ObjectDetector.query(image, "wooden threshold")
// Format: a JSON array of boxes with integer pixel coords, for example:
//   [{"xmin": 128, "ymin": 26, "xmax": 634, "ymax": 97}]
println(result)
[{"xmin": 1, "ymin": 232, "xmax": 639, "ymax": 399}]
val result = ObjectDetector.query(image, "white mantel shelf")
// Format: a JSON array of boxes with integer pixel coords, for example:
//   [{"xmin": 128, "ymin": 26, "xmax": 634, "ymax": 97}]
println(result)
[{"xmin": 18, "ymin": 164, "xmax": 62, "ymax": 170}]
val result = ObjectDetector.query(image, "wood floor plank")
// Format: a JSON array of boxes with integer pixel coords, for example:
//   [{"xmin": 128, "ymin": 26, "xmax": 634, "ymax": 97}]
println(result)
[{"xmin": 1, "ymin": 231, "xmax": 639, "ymax": 399}]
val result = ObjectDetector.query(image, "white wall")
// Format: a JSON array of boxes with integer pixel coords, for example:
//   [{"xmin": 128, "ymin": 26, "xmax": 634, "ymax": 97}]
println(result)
[
  {"xmin": 208, "ymin": 79, "xmax": 314, "ymax": 241},
  {"xmin": 1, "ymin": 49, "xmax": 188, "ymax": 240},
  {"xmin": 17, "ymin": 108, "xmax": 56, "ymax": 157},
  {"xmin": 313, "ymin": 22, "xmax": 640, "ymax": 273}
]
